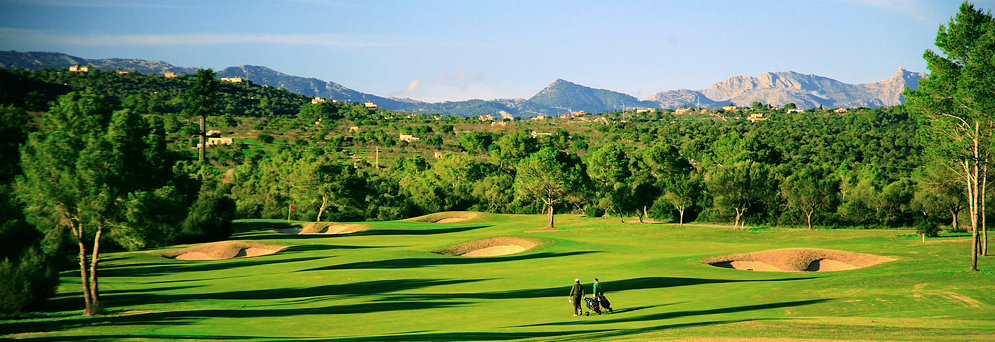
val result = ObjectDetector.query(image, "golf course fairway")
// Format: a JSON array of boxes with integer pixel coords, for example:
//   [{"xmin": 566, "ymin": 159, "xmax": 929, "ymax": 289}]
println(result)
[{"xmin": 2, "ymin": 212, "xmax": 993, "ymax": 341}]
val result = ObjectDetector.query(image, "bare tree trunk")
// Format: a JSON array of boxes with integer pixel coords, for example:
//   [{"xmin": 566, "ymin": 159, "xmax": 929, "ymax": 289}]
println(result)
[
  {"xmin": 734, "ymin": 208, "xmax": 746, "ymax": 228},
  {"xmin": 198, "ymin": 115, "xmax": 206, "ymax": 163},
  {"xmin": 951, "ymin": 209, "xmax": 959, "ymax": 232},
  {"xmin": 88, "ymin": 224, "xmax": 103, "ymax": 314},
  {"xmin": 806, "ymin": 210, "xmax": 814, "ymax": 229},
  {"xmin": 964, "ymin": 137, "xmax": 979, "ymax": 271},
  {"xmin": 316, "ymin": 196, "xmax": 328, "ymax": 222},
  {"xmin": 547, "ymin": 201, "xmax": 555, "ymax": 228},
  {"xmin": 982, "ymin": 163, "xmax": 989, "ymax": 256},
  {"xmin": 678, "ymin": 207, "xmax": 685, "ymax": 226},
  {"xmin": 643, "ymin": 205, "xmax": 648, "ymax": 221},
  {"xmin": 72, "ymin": 223, "xmax": 93, "ymax": 316}
]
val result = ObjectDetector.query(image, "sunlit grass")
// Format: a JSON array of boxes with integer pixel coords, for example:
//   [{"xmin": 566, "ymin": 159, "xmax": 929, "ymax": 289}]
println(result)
[{"xmin": 2, "ymin": 213, "xmax": 992, "ymax": 341}]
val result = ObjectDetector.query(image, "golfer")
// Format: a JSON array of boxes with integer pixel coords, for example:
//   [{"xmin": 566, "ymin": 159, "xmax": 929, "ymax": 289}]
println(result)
[
  {"xmin": 592, "ymin": 278, "xmax": 613, "ymax": 313},
  {"xmin": 568, "ymin": 278, "xmax": 584, "ymax": 316}
]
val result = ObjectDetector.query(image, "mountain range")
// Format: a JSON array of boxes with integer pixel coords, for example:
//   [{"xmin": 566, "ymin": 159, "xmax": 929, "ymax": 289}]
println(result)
[{"xmin": 1, "ymin": 50, "xmax": 925, "ymax": 117}]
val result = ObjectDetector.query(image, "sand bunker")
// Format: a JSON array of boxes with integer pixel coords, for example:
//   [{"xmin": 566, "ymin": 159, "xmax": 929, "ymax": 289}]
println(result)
[
  {"xmin": 298, "ymin": 222, "xmax": 368, "ymax": 235},
  {"xmin": 258, "ymin": 222, "xmax": 368, "ymax": 235},
  {"xmin": 161, "ymin": 241, "xmax": 287, "ymax": 261},
  {"xmin": 404, "ymin": 211, "xmax": 482, "ymax": 223},
  {"xmin": 703, "ymin": 248, "xmax": 894, "ymax": 272},
  {"xmin": 434, "ymin": 237, "xmax": 540, "ymax": 257}
]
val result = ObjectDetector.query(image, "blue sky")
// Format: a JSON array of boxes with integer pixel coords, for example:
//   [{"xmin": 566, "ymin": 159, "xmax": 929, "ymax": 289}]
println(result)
[{"xmin": 1, "ymin": 0, "xmax": 993, "ymax": 102}]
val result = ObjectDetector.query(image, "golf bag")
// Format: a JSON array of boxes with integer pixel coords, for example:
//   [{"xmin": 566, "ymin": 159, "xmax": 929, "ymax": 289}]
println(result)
[
  {"xmin": 596, "ymin": 294, "xmax": 613, "ymax": 313},
  {"xmin": 584, "ymin": 297, "xmax": 602, "ymax": 315}
]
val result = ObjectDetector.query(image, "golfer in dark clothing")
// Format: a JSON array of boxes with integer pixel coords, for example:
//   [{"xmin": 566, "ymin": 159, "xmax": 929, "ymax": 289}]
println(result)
[{"xmin": 568, "ymin": 278, "xmax": 584, "ymax": 316}]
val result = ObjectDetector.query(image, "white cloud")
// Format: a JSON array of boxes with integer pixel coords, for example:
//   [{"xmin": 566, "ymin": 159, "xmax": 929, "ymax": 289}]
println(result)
[
  {"xmin": 388, "ymin": 65, "xmax": 496, "ymax": 102},
  {"xmin": 390, "ymin": 78, "xmax": 422, "ymax": 98},
  {"xmin": 433, "ymin": 64, "xmax": 486, "ymax": 91}
]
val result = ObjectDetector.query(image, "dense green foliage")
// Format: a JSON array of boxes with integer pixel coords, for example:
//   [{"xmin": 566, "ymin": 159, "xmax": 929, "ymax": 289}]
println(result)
[
  {"xmin": 905, "ymin": 2, "xmax": 995, "ymax": 271},
  {"xmin": 3, "ymin": 14, "xmax": 995, "ymax": 315}
]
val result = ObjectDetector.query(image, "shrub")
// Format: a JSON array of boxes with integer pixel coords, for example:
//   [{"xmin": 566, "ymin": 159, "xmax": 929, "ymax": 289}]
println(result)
[
  {"xmin": 916, "ymin": 219, "xmax": 941, "ymax": 238},
  {"xmin": 583, "ymin": 205, "xmax": 602, "ymax": 218},
  {"xmin": 257, "ymin": 133, "xmax": 275, "ymax": 144},
  {"xmin": 0, "ymin": 246, "xmax": 58, "ymax": 315},
  {"xmin": 181, "ymin": 186, "xmax": 236, "ymax": 243}
]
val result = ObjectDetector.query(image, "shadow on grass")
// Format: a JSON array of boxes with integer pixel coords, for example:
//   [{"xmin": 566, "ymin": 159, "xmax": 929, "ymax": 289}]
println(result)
[
  {"xmin": 298, "ymin": 251, "xmax": 599, "ymax": 271},
  {"xmin": 103, "ymin": 278, "xmax": 485, "ymax": 307},
  {"xmin": 347, "ymin": 225, "xmax": 491, "ymax": 236},
  {"xmin": 376, "ymin": 276, "xmax": 811, "ymax": 301},
  {"xmin": 267, "ymin": 319, "xmax": 742, "ymax": 341},
  {"xmin": 526, "ymin": 299, "xmax": 830, "ymax": 327},
  {"xmin": 9, "ymin": 320, "xmax": 743, "ymax": 342},
  {"xmin": 1, "ymin": 301, "xmax": 471, "ymax": 338},
  {"xmin": 101, "ymin": 256, "xmax": 328, "ymax": 278}
]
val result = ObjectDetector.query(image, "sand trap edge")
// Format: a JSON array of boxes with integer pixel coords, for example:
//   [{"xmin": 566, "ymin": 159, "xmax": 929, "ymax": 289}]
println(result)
[
  {"xmin": 433, "ymin": 237, "xmax": 543, "ymax": 257},
  {"xmin": 403, "ymin": 211, "xmax": 482, "ymax": 223},
  {"xmin": 702, "ymin": 248, "xmax": 895, "ymax": 272},
  {"xmin": 161, "ymin": 241, "xmax": 288, "ymax": 261}
]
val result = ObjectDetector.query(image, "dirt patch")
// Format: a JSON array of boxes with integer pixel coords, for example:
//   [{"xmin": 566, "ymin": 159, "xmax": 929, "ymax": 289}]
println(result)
[
  {"xmin": 434, "ymin": 237, "xmax": 541, "ymax": 257},
  {"xmin": 403, "ymin": 211, "xmax": 482, "ymax": 223},
  {"xmin": 161, "ymin": 241, "xmax": 287, "ymax": 261},
  {"xmin": 703, "ymin": 248, "xmax": 894, "ymax": 272},
  {"xmin": 624, "ymin": 219, "xmax": 666, "ymax": 224}
]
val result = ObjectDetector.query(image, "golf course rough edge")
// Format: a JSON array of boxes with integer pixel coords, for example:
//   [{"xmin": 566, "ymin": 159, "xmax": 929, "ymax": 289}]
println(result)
[
  {"xmin": 703, "ymin": 248, "xmax": 895, "ymax": 272},
  {"xmin": 161, "ymin": 241, "xmax": 288, "ymax": 261},
  {"xmin": 433, "ymin": 237, "xmax": 541, "ymax": 257},
  {"xmin": 402, "ymin": 211, "xmax": 482, "ymax": 223}
]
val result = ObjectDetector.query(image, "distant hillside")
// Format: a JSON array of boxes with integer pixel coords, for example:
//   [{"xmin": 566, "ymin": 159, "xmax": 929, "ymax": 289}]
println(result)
[
  {"xmin": 0, "ymin": 51, "xmax": 409, "ymax": 108},
  {"xmin": 643, "ymin": 89, "xmax": 724, "ymax": 109},
  {"xmin": 0, "ymin": 50, "xmax": 926, "ymax": 117},
  {"xmin": 404, "ymin": 98, "xmax": 564, "ymax": 118},
  {"xmin": 695, "ymin": 69, "xmax": 926, "ymax": 109},
  {"xmin": 216, "ymin": 65, "xmax": 421, "ymax": 110},
  {"xmin": 528, "ymin": 79, "xmax": 657, "ymax": 114},
  {"xmin": 0, "ymin": 50, "xmax": 197, "ymax": 76}
]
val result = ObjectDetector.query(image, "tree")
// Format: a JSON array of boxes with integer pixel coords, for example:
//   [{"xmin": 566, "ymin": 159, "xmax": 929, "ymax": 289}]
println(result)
[
  {"xmin": 784, "ymin": 102, "xmax": 797, "ymax": 110},
  {"xmin": 781, "ymin": 164, "xmax": 841, "ymax": 229},
  {"xmin": 186, "ymin": 69, "xmax": 220, "ymax": 163},
  {"xmin": 514, "ymin": 148, "xmax": 589, "ymax": 228},
  {"xmin": 663, "ymin": 173, "xmax": 705, "ymax": 225},
  {"xmin": 427, "ymin": 153, "xmax": 482, "ymax": 211},
  {"xmin": 490, "ymin": 131, "xmax": 539, "ymax": 170},
  {"xmin": 708, "ymin": 161, "xmax": 776, "ymax": 228},
  {"xmin": 18, "ymin": 92, "xmax": 180, "ymax": 315},
  {"xmin": 904, "ymin": 2, "xmax": 995, "ymax": 270},
  {"xmin": 0, "ymin": 105, "xmax": 29, "ymax": 181},
  {"xmin": 632, "ymin": 143, "xmax": 694, "ymax": 220},
  {"xmin": 586, "ymin": 143, "xmax": 632, "ymax": 221},
  {"xmin": 913, "ymin": 166, "xmax": 966, "ymax": 231},
  {"xmin": 457, "ymin": 131, "xmax": 493, "ymax": 154}
]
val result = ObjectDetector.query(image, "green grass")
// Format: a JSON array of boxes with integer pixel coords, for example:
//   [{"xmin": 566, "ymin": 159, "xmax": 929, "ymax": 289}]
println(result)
[{"xmin": 3, "ymin": 214, "xmax": 994, "ymax": 341}]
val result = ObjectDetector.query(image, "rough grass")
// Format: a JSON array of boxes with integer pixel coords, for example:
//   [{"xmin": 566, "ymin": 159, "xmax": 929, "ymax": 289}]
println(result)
[{"xmin": 702, "ymin": 248, "xmax": 896, "ymax": 272}]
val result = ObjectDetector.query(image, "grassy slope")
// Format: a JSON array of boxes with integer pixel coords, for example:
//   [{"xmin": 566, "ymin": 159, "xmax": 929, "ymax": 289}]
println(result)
[{"xmin": 3, "ymin": 214, "xmax": 993, "ymax": 341}]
